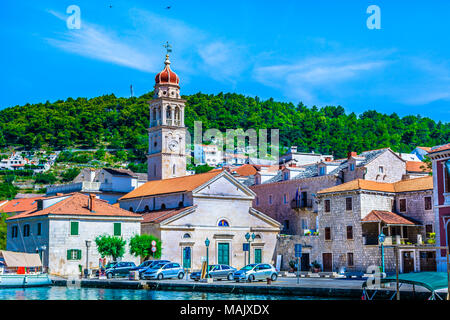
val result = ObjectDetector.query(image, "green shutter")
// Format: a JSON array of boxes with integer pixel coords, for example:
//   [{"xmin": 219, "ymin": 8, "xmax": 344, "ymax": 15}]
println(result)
[
  {"xmin": 254, "ymin": 249, "xmax": 262, "ymax": 264},
  {"xmin": 67, "ymin": 250, "xmax": 72, "ymax": 260},
  {"xmin": 70, "ymin": 221, "xmax": 79, "ymax": 235},
  {"xmin": 77, "ymin": 249, "xmax": 82, "ymax": 260},
  {"xmin": 114, "ymin": 223, "xmax": 121, "ymax": 236}
]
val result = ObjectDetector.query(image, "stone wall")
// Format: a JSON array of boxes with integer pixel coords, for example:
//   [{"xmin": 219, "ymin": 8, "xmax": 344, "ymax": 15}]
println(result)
[{"xmin": 274, "ymin": 234, "xmax": 320, "ymax": 271}]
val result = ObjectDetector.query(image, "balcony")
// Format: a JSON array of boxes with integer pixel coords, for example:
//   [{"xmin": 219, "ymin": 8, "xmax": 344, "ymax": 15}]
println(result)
[{"xmin": 291, "ymin": 198, "xmax": 313, "ymax": 209}]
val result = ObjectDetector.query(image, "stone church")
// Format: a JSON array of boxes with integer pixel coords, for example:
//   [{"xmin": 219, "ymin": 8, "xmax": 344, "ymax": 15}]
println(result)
[{"xmin": 118, "ymin": 53, "xmax": 281, "ymax": 270}]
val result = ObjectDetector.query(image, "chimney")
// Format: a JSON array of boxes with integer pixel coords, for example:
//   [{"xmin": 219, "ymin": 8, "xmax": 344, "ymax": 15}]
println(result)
[
  {"xmin": 89, "ymin": 194, "xmax": 96, "ymax": 212},
  {"xmin": 347, "ymin": 151, "xmax": 357, "ymax": 159}
]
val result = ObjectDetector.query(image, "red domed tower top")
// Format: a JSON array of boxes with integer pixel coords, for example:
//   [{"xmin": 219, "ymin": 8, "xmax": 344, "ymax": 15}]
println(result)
[{"xmin": 154, "ymin": 54, "xmax": 180, "ymax": 86}]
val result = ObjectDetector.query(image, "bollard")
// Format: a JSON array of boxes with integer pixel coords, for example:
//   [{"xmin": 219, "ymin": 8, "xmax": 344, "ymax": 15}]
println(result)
[{"xmin": 266, "ymin": 278, "xmax": 272, "ymax": 285}]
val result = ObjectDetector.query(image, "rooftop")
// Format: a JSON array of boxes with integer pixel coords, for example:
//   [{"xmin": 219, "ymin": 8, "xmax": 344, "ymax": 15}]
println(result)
[{"xmin": 361, "ymin": 210, "xmax": 418, "ymax": 225}]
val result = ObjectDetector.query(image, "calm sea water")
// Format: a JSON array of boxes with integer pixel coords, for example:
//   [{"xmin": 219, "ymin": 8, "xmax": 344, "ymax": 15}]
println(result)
[{"xmin": 0, "ymin": 286, "xmax": 340, "ymax": 300}]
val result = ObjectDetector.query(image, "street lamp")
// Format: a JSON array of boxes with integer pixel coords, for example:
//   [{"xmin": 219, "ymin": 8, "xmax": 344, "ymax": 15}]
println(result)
[
  {"xmin": 85, "ymin": 240, "xmax": 91, "ymax": 279},
  {"xmin": 205, "ymin": 238, "xmax": 210, "ymax": 279},
  {"xmin": 245, "ymin": 232, "xmax": 256, "ymax": 265},
  {"xmin": 378, "ymin": 233, "xmax": 386, "ymax": 273}
]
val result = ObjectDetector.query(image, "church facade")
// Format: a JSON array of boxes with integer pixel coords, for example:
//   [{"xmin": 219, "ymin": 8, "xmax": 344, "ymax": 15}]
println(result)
[{"xmin": 118, "ymin": 53, "xmax": 281, "ymax": 270}]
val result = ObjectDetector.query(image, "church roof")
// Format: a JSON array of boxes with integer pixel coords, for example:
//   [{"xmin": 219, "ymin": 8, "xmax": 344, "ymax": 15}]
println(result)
[
  {"xmin": 155, "ymin": 54, "xmax": 180, "ymax": 86},
  {"xmin": 119, "ymin": 170, "xmax": 223, "ymax": 200},
  {"xmin": 141, "ymin": 206, "xmax": 196, "ymax": 224}
]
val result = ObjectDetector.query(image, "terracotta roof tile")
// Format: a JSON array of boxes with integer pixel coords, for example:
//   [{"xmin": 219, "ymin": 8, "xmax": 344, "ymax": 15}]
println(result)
[
  {"xmin": 318, "ymin": 176, "xmax": 433, "ymax": 194},
  {"xmin": 429, "ymin": 143, "xmax": 450, "ymax": 154},
  {"xmin": 406, "ymin": 161, "xmax": 431, "ymax": 173},
  {"xmin": 417, "ymin": 146, "xmax": 432, "ymax": 152},
  {"xmin": 7, "ymin": 193, "xmax": 141, "ymax": 220},
  {"xmin": 0, "ymin": 196, "xmax": 44, "ymax": 214},
  {"xmin": 119, "ymin": 170, "xmax": 223, "ymax": 200},
  {"xmin": 231, "ymin": 164, "xmax": 258, "ymax": 177},
  {"xmin": 141, "ymin": 206, "xmax": 195, "ymax": 224},
  {"xmin": 362, "ymin": 210, "xmax": 417, "ymax": 225}
]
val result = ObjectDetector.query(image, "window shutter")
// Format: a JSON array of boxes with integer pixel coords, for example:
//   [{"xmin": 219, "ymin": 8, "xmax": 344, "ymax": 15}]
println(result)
[
  {"xmin": 114, "ymin": 223, "xmax": 121, "ymax": 236},
  {"xmin": 67, "ymin": 250, "xmax": 72, "ymax": 260},
  {"xmin": 71, "ymin": 222, "xmax": 79, "ymax": 235},
  {"xmin": 77, "ymin": 250, "xmax": 82, "ymax": 260}
]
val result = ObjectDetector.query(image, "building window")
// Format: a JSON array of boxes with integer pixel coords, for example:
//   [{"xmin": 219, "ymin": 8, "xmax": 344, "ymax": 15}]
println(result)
[
  {"xmin": 283, "ymin": 220, "xmax": 290, "ymax": 231},
  {"xmin": 319, "ymin": 167, "xmax": 325, "ymax": 176},
  {"xmin": 346, "ymin": 197, "xmax": 353, "ymax": 211},
  {"xmin": 445, "ymin": 160, "xmax": 450, "ymax": 193},
  {"xmin": 424, "ymin": 197, "xmax": 432, "ymax": 210},
  {"xmin": 161, "ymin": 204, "xmax": 166, "ymax": 210},
  {"xmin": 379, "ymin": 166, "xmax": 384, "ymax": 173},
  {"xmin": 347, "ymin": 226, "xmax": 353, "ymax": 240},
  {"xmin": 325, "ymin": 227, "xmax": 331, "ymax": 240},
  {"xmin": 269, "ymin": 195, "xmax": 273, "ymax": 205},
  {"xmin": 425, "ymin": 224, "xmax": 433, "ymax": 237},
  {"xmin": 350, "ymin": 163, "xmax": 355, "ymax": 171},
  {"xmin": 255, "ymin": 197, "xmax": 259, "ymax": 206},
  {"xmin": 129, "ymin": 207, "xmax": 134, "ymax": 212},
  {"xmin": 183, "ymin": 233, "xmax": 191, "ymax": 239},
  {"xmin": 347, "ymin": 253, "xmax": 354, "ymax": 267},
  {"xmin": 301, "ymin": 219, "xmax": 308, "ymax": 230},
  {"xmin": 23, "ymin": 224, "xmax": 30, "ymax": 237},
  {"xmin": 70, "ymin": 221, "xmax": 79, "ymax": 236},
  {"xmin": 11, "ymin": 225, "xmax": 18, "ymax": 238},
  {"xmin": 144, "ymin": 205, "xmax": 150, "ymax": 212},
  {"xmin": 218, "ymin": 219, "xmax": 229, "ymax": 227},
  {"xmin": 67, "ymin": 249, "xmax": 82, "ymax": 261},
  {"xmin": 284, "ymin": 172, "xmax": 289, "ymax": 180},
  {"xmin": 114, "ymin": 223, "xmax": 121, "ymax": 236},
  {"xmin": 324, "ymin": 199, "xmax": 331, "ymax": 213},
  {"xmin": 283, "ymin": 194, "xmax": 288, "ymax": 204},
  {"xmin": 37, "ymin": 223, "xmax": 42, "ymax": 236},
  {"xmin": 399, "ymin": 199, "xmax": 406, "ymax": 212}
]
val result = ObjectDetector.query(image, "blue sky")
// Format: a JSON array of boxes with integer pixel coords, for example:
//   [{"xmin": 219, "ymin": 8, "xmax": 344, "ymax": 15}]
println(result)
[{"xmin": 1, "ymin": 0, "xmax": 449, "ymax": 121}]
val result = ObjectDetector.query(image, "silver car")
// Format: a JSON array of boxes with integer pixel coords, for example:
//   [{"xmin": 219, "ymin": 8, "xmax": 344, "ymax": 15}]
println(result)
[
  {"xmin": 142, "ymin": 262, "xmax": 185, "ymax": 280},
  {"xmin": 233, "ymin": 263, "xmax": 278, "ymax": 282}
]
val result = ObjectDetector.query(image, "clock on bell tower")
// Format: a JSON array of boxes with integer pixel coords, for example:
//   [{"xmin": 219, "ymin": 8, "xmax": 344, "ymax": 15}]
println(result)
[{"xmin": 147, "ymin": 52, "xmax": 187, "ymax": 181}]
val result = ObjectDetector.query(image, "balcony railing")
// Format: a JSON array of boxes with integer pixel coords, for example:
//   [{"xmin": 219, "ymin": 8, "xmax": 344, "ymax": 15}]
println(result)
[{"xmin": 291, "ymin": 198, "xmax": 313, "ymax": 209}]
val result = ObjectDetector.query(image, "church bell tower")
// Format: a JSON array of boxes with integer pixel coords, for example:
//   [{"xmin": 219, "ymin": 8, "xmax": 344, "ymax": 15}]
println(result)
[{"xmin": 147, "ymin": 52, "xmax": 187, "ymax": 181}]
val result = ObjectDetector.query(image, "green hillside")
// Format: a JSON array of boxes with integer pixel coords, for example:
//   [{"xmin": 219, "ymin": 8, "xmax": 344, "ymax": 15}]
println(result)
[{"xmin": 0, "ymin": 92, "xmax": 449, "ymax": 159}]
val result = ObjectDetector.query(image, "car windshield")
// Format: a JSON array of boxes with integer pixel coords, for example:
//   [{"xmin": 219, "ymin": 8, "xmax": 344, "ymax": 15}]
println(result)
[
  {"xmin": 151, "ymin": 263, "xmax": 166, "ymax": 269},
  {"xmin": 138, "ymin": 261, "xmax": 151, "ymax": 267},
  {"xmin": 208, "ymin": 265, "xmax": 218, "ymax": 271},
  {"xmin": 240, "ymin": 264, "xmax": 257, "ymax": 271}
]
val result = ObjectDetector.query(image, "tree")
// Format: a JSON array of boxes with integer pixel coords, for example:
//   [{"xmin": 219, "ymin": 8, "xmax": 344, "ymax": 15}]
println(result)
[
  {"xmin": 0, "ymin": 212, "xmax": 7, "ymax": 250},
  {"xmin": 194, "ymin": 164, "xmax": 214, "ymax": 174},
  {"xmin": 34, "ymin": 172, "xmax": 57, "ymax": 184},
  {"xmin": 95, "ymin": 234, "xmax": 126, "ymax": 262},
  {"xmin": 61, "ymin": 168, "xmax": 81, "ymax": 182},
  {"xmin": 129, "ymin": 234, "xmax": 162, "ymax": 261}
]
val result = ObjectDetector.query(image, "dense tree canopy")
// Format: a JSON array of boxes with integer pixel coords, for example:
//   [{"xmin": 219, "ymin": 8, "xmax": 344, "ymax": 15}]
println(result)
[{"xmin": 0, "ymin": 92, "xmax": 448, "ymax": 159}]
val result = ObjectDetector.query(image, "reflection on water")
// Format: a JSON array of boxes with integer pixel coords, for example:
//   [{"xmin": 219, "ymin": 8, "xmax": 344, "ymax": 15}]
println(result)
[{"xmin": 0, "ymin": 286, "xmax": 340, "ymax": 300}]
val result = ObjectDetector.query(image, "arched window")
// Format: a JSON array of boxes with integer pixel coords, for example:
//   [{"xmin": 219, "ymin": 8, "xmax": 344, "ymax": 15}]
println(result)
[
  {"xmin": 218, "ymin": 219, "xmax": 229, "ymax": 227},
  {"xmin": 161, "ymin": 204, "xmax": 166, "ymax": 210},
  {"xmin": 144, "ymin": 205, "xmax": 150, "ymax": 212},
  {"xmin": 183, "ymin": 233, "xmax": 191, "ymax": 239},
  {"xmin": 166, "ymin": 106, "xmax": 172, "ymax": 119},
  {"xmin": 178, "ymin": 201, "xmax": 184, "ymax": 207},
  {"xmin": 173, "ymin": 164, "xmax": 176, "ymax": 175},
  {"xmin": 254, "ymin": 234, "xmax": 261, "ymax": 239},
  {"xmin": 129, "ymin": 207, "xmax": 134, "ymax": 212}
]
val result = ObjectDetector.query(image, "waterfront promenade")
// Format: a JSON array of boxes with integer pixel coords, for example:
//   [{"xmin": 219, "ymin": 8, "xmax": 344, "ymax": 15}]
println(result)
[{"xmin": 51, "ymin": 275, "xmax": 438, "ymax": 300}]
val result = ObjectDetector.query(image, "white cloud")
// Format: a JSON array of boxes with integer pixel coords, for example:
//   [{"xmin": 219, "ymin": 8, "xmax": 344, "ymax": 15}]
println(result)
[{"xmin": 253, "ymin": 52, "xmax": 391, "ymax": 104}]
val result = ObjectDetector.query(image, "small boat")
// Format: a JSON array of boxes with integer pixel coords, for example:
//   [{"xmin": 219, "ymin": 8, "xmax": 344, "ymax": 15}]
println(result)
[{"xmin": 0, "ymin": 250, "xmax": 51, "ymax": 288}]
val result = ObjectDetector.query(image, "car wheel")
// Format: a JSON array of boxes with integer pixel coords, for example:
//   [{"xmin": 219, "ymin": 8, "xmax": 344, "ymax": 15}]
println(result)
[
  {"xmin": 157, "ymin": 273, "xmax": 164, "ymax": 280},
  {"xmin": 271, "ymin": 273, "xmax": 278, "ymax": 281},
  {"xmin": 227, "ymin": 273, "xmax": 233, "ymax": 281},
  {"xmin": 178, "ymin": 272, "xmax": 184, "ymax": 280},
  {"xmin": 107, "ymin": 273, "xmax": 113, "ymax": 279},
  {"xmin": 248, "ymin": 275, "xmax": 255, "ymax": 282}
]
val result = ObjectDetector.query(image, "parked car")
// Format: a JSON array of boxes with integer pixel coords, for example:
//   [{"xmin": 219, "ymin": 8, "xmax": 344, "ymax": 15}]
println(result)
[
  {"xmin": 141, "ymin": 262, "xmax": 185, "ymax": 280},
  {"xmin": 190, "ymin": 264, "xmax": 236, "ymax": 281},
  {"xmin": 131, "ymin": 260, "xmax": 170, "ymax": 279},
  {"xmin": 96, "ymin": 262, "xmax": 118, "ymax": 277},
  {"xmin": 105, "ymin": 262, "xmax": 136, "ymax": 279},
  {"xmin": 233, "ymin": 263, "xmax": 278, "ymax": 282}
]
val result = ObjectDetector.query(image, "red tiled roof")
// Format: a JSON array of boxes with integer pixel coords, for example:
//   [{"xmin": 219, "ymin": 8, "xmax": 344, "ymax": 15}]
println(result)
[
  {"xmin": 362, "ymin": 210, "xmax": 417, "ymax": 225},
  {"xmin": 417, "ymin": 146, "xmax": 432, "ymax": 152},
  {"xmin": 406, "ymin": 161, "xmax": 431, "ymax": 173},
  {"xmin": 119, "ymin": 170, "xmax": 223, "ymax": 200},
  {"xmin": 141, "ymin": 206, "xmax": 195, "ymax": 224},
  {"xmin": 0, "ymin": 197, "xmax": 44, "ymax": 214},
  {"xmin": 7, "ymin": 193, "xmax": 142, "ymax": 220},
  {"xmin": 231, "ymin": 164, "xmax": 258, "ymax": 177},
  {"xmin": 429, "ymin": 143, "xmax": 450, "ymax": 154}
]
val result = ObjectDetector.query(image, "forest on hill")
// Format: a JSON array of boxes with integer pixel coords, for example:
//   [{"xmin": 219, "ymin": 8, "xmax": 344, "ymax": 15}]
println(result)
[{"xmin": 0, "ymin": 92, "xmax": 449, "ymax": 160}]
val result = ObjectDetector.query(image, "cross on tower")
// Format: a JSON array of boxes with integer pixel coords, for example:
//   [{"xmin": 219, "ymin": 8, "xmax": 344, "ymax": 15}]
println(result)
[{"xmin": 163, "ymin": 41, "xmax": 172, "ymax": 54}]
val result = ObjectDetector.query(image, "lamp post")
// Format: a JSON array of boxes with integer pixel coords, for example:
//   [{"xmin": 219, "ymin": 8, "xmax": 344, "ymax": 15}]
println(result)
[
  {"xmin": 245, "ymin": 232, "xmax": 256, "ymax": 265},
  {"xmin": 85, "ymin": 240, "xmax": 91, "ymax": 279},
  {"xmin": 205, "ymin": 238, "xmax": 210, "ymax": 279},
  {"xmin": 378, "ymin": 233, "xmax": 386, "ymax": 273}
]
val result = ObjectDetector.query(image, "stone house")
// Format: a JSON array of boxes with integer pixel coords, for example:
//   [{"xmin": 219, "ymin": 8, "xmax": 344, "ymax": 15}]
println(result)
[
  {"xmin": 316, "ymin": 176, "xmax": 435, "ymax": 273},
  {"xmin": 427, "ymin": 143, "xmax": 450, "ymax": 271},
  {"xmin": 6, "ymin": 193, "xmax": 142, "ymax": 276},
  {"xmin": 118, "ymin": 169, "xmax": 281, "ymax": 271}
]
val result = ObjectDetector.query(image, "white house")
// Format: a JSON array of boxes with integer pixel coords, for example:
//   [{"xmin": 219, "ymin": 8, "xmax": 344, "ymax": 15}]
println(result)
[
  {"xmin": 193, "ymin": 144, "xmax": 222, "ymax": 167},
  {"xmin": 6, "ymin": 193, "xmax": 142, "ymax": 276}
]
